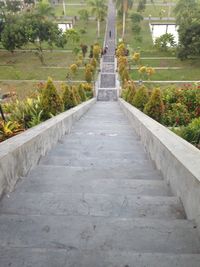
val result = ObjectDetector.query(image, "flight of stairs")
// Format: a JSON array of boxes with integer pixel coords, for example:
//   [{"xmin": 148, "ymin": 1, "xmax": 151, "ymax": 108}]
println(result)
[{"xmin": 0, "ymin": 102, "xmax": 200, "ymax": 266}]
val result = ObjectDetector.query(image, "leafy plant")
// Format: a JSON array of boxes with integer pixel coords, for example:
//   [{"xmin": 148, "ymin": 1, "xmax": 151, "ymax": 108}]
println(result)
[
  {"xmin": 78, "ymin": 84, "xmax": 87, "ymax": 102},
  {"xmin": 0, "ymin": 120, "xmax": 24, "ymax": 141},
  {"xmin": 162, "ymin": 102, "xmax": 190, "ymax": 126},
  {"xmin": 62, "ymin": 84, "xmax": 77, "ymax": 110},
  {"xmin": 144, "ymin": 88, "xmax": 164, "ymax": 122},
  {"xmin": 40, "ymin": 78, "xmax": 63, "ymax": 119},
  {"xmin": 132, "ymin": 86, "xmax": 149, "ymax": 111},
  {"xmin": 173, "ymin": 117, "xmax": 200, "ymax": 147}
]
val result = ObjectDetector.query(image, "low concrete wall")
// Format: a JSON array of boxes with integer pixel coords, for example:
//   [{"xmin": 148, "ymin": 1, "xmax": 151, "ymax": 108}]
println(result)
[
  {"xmin": 0, "ymin": 98, "xmax": 96, "ymax": 198},
  {"xmin": 119, "ymin": 98, "xmax": 200, "ymax": 230}
]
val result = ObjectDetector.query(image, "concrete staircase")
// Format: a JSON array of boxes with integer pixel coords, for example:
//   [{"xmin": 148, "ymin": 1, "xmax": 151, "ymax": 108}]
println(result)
[
  {"xmin": 0, "ymin": 102, "xmax": 200, "ymax": 266},
  {"xmin": 97, "ymin": 0, "xmax": 118, "ymax": 101}
]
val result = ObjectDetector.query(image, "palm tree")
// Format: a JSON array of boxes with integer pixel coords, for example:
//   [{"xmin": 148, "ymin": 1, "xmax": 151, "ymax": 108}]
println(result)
[
  {"xmin": 35, "ymin": 1, "xmax": 55, "ymax": 19},
  {"xmin": 115, "ymin": 0, "xmax": 133, "ymax": 39},
  {"xmin": 88, "ymin": 0, "xmax": 107, "ymax": 38}
]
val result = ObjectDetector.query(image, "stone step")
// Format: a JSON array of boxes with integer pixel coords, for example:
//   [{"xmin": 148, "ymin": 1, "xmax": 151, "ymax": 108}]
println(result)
[
  {"xmin": 39, "ymin": 155, "xmax": 155, "ymax": 169},
  {"xmin": 15, "ymin": 174, "xmax": 171, "ymax": 196},
  {"xmin": 100, "ymin": 74, "xmax": 116, "ymax": 88},
  {"xmin": 65, "ymin": 250, "xmax": 200, "ymax": 267},
  {"xmin": 103, "ymin": 55, "xmax": 115, "ymax": 62},
  {"xmin": 46, "ymin": 148, "xmax": 149, "ymax": 161},
  {"xmin": 22, "ymin": 165, "xmax": 163, "ymax": 183},
  {"xmin": 1, "ymin": 249, "xmax": 200, "ymax": 267},
  {"xmin": 0, "ymin": 192, "xmax": 184, "ymax": 219},
  {"xmin": 97, "ymin": 89, "xmax": 118, "ymax": 101},
  {"xmin": 0, "ymin": 215, "xmax": 199, "ymax": 253}
]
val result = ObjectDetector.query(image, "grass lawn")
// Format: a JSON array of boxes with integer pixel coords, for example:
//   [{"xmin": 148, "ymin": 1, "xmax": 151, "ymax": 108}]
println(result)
[
  {"xmin": 130, "ymin": 68, "xmax": 200, "ymax": 81},
  {"xmin": 54, "ymin": 5, "xmax": 92, "ymax": 17}
]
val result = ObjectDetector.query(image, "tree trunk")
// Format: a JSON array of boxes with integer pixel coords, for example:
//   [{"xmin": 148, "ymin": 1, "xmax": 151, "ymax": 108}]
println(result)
[
  {"xmin": 63, "ymin": 0, "xmax": 66, "ymax": 16},
  {"xmin": 97, "ymin": 19, "xmax": 100, "ymax": 38},
  {"xmin": 122, "ymin": 11, "xmax": 126, "ymax": 39}
]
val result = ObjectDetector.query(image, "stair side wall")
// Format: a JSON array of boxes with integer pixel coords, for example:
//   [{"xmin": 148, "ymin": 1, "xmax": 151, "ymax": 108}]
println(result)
[
  {"xmin": 0, "ymin": 99, "xmax": 96, "ymax": 198},
  {"xmin": 119, "ymin": 98, "xmax": 200, "ymax": 233}
]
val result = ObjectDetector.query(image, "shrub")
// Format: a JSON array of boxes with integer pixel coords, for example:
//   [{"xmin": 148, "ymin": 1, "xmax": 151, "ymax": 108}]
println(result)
[
  {"xmin": 173, "ymin": 117, "xmax": 200, "ymax": 147},
  {"xmin": 85, "ymin": 68, "xmax": 93, "ymax": 83},
  {"xmin": 90, "ymin": 58, "xmax": 97, "ymax": 69},
  {"xmin": 4, "ymin": 96, "xmax": 43, "ymax": 129},
  {"xmin": 124, "ymin": 80, "xmax": 137, "ymax": 103},
  {"xmin": 40, "ymin": 78, "xmax": 63, "ymax": 118},
  {"xmin": 62, "ymin": 84, "xmax": 78, "ymax": 110},
  {"xmin": 81, "ymin": 83, "xmax": 93, "ymax": 99},
  {"xmin": 162, "ymin": 103, "xmax": 190, "ymax": 126},
  {"xmin": 144, "ymin": 88, "xmax": 164, "ymax": 122},
  {"xmin": 72, "ymin": 85, "xmax": 81, "ymax": 104},
  {"xmin": 132, "ymin": 52, "xmax": 140, "ymax": 64},
  {"xmin": 121, "ymin": 68, "xmax": 130, "ymax": 84},
  {"xmin": 70, "ymin": 64, "xmax": 78, "ymax": 75},
  {"xmin": 0, "ymin": 120, "xmax": 24, "ymax": 142},
  {"xmin": 80, "ymin": 44, "xmax": 88, "ymax": 57},
  {"xmin": 93, "ymin": 43, "xmax": 101, "ymax": 60},
  {"xmin": 78, "ymin": 84, "xmax": 87, "ymax": 102},
  {"xmin": 132, "ymin": 86, "xmax": 149, "ymax": 111}
]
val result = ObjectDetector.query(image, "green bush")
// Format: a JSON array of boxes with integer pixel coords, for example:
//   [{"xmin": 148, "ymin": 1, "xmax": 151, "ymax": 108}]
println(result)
[
  {"xmin": 132, "ymin": 86, "xmax": 149, "ymax": 111},
  {"xmin": 62, "ymin": 84, "xmax": 77, "ymax": 110},
  {"xmin": 173, "ymin": 117, "xmax": 200, "ymax": 147},
  {"xmin": 85, "ymin": 68, "xmax": 93, "ymax": 83},
  {"xmin": 41, "ymin": 78, "xmax": 63, "ymax": 118},
  {"xmin": 81, "ymin": 83, "xmax": 93, "ymax": 99},
  {"xmin": 124, "ymin": 80, "xmax": 136, "ymax": 103},
  {"xmin": 144, "ymin": 88, "xmax": 164, "ymax": 122},
  {"xmin": 72, "ymin": 85, "xmax": 81, "ymax": 104},
  {"xmin": 162, "ymin": 103, "xmax": 190, "ymax": 126},
  {"xmin": 78, "ymin": 84, "xmax": 87, "ymax": 102}
]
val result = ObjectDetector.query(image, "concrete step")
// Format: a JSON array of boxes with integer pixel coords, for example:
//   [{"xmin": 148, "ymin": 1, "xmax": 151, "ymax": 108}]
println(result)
[
  {"xmin": 0, "ymin": 193, "xmax": 184, "ymax": 219},
  {"xmin": 39, "ymin": 155, "xmax": 155, "ymax": 169},
  {"xmin": 2, "ymin": 249, "xmax": 200, "ymax": 267},
  {"xmin": 97, "ymin": 89, "xmax": 118, "ymax": 101},
  {"xmin": 103, "ymin": 55, "xmax": 115, "ymax": 62},
  {"xmin": 23, "ymin": 165, "xmax": 163, "ymax": 181},
  {"xmin": 100, "ymin": 74, "xmax": 116, "ymax": 88},
  {"xmin": 46, "ymin": 148, "xmax": 149, "ymax": 161},
  {"xmin": 15, "ymin": 174, "xmax": 171, "ymax": 196},
  {"xmin": 64, "ymin": 250, "xmax": 200, "ymax": 267},
  {"xmin": 0, "ymin": 215, "xmax": 199, "ymax": 253},
  {"xmin": 57, "ymin": 136, "xmax": 146, "ymax": 153}
]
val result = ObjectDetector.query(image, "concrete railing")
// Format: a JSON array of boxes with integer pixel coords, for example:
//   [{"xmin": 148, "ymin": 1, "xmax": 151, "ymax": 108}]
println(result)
[
  {"xmin": 119, "ymin": 98, "xmax": 200, "ymax": 231},
  {"xmin": 0, "ymin": 98, "xmax": 96, "ymax": 198}
]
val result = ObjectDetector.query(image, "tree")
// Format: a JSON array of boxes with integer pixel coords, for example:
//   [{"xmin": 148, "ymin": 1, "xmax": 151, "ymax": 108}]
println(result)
[
  {"xmin": 115, "ymin": 0, "xmax": 133, "ymax": 39},
  {"xmin": 65, "ymin": 29, "xmax": 80, "ymax": 44},
  {"xmin": 35, "ymin": 1, "xmax": 55, "ymax": 19},
  {"xmin": 1, "ymin": 15, "xmax": 27, "ymax": 52},
  {"xmin": 22, "ymin": 13, "xmax": 66, "ymax": 64},
  {"xmin": 174, "ymin": 0, "xmax": 198, "ymax": 27},
  {"xmin": 88, "ymin": 0, "xmax": 107, "ymax": 38},
  {"xmin": 78, "ymin": 9, "xmax": 89, "ymax": 23},
  {"xmin": 154, "ymin": 33, "xmax": 176, "ymax": 52},
  {"xmin": 174, "ymin": 0, "xmax": 200, "ymax": 59},
  {"xmin": 137, "ymin": 0, "xmax": 146, "ymax": 13},
  {"xmin": 80, "ymin": 44, "xmax": 88, "ymax": 57}
]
